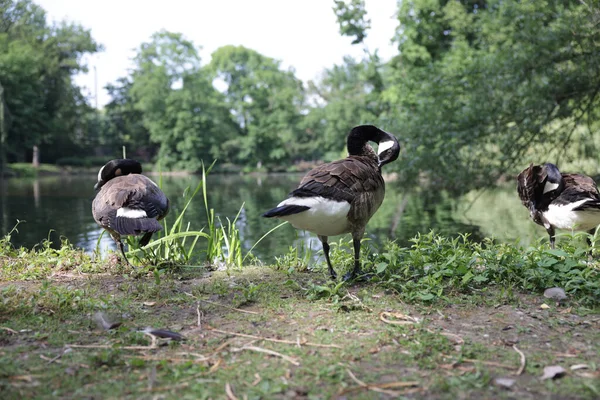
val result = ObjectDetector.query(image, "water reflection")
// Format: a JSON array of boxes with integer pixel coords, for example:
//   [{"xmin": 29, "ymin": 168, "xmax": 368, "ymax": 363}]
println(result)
[{"xmin": 0, "ymin": 174, "xmax": 543, "ymax": 263}]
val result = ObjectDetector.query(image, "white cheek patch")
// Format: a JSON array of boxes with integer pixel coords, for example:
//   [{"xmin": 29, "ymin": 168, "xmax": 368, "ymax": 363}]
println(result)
[
  {"xmin": 377, "ymin": 140, "xmax": 395, "ymax": 155},
  {"xmin": 543, "ymin": 181, "xmax": 560, "ymax": 194},
  {"xmin": 116, "ymin": 207, "xmax": 147, "ymax": 218},
  {"xmin": 97, "ymin": 165, "xmax": 105, "ymax": 183}
]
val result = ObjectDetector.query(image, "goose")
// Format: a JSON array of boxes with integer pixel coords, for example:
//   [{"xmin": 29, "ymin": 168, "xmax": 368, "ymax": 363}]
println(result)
[
  {"xmin": 517, "ymin": 162, "xmax": 600, "ymax": 249},
  {"xmin": 92, "ymin": 159, "xmax": 170, "ymax": 265},
  {"xmin": 262, "ymin": 125, "xmax": 400, "ymax": 280}
]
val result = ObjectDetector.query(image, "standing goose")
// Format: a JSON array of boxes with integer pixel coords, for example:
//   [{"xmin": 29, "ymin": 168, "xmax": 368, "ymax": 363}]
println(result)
[
  {"xmin": 517, "ymin": 162, "xmax": 600, "ymax": 248},
  {"xmin": 92, "ymin": 159, "xmax": 170, "ymax": 265},
  {"xmin": 263, "ymin": 125, "xmax": 400, "ymax": 280}
]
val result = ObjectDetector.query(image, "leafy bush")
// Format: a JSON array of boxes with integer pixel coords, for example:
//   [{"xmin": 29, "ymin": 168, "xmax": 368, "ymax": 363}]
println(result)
[
  {"xmin": 55, "ymin": 156, "xmax": 113, "ymax": 168},
  {"xmin": 363, "ymin": 231, "xmax": 600, "ymax": 305}
]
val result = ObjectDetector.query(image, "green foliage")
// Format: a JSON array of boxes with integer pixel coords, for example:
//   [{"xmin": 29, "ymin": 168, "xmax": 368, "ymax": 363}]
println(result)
[
  {"xmin": 125, "ymin": 177, "xmax": 210, "ymax": 269},
  {"xmin": 0, "ymin": 0, "xmax": 101, "ymax": 164},
  {"xmin": 274, "ymin": 243, "xmax": 313, "ymax": 274},
  {"xmin": 124, "ymin": 162, "xmax": 247, "ymax": 270},
  {"xmin": 6, "ymin": 162, "xmax": 61, "ymax": 176},
  {"xmin": 208, "ymin": 45, "xmax": 307, "ymax": 167},
  {"xmin": 0, "ymin": 221, "xmax": 102, "ymax": 280},
  {"xmin": 305, "ymin": 53, "xmax": 388, "ymax": 160},
  {"xmin": 3, "ymin": 1, "xmax": 600, "ymax": 182},
  {"xmin": 385, "ymin": 0, "xmax": 600, "ymax": 189},
  {"xmin": 333, "ymin": 0, "xmax": 371, "ymax": 44},
  {"xmin": 200, "ymin": 164, "xmax": 243, "ymax": 268},
  {"xmin": 53, "ymin": 156, "xmax": 110, "ymax": 167},
  {"xmin": 364, "ymin": 231, "xmax": 600, "ymax": 305}
]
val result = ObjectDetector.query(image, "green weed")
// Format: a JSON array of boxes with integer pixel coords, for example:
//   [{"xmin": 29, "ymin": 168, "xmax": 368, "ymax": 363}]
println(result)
[{"xmin": 362, "ymin": 231, "xmax": 600, "ymax": 305}]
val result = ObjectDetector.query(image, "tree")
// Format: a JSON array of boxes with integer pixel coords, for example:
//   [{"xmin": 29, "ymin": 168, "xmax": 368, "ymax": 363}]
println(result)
[
  {"xmin": 305, "ymin": 52, "xmax": 388, "ymax": 160},
  {"xmin": 126, "ymin": 31, "xmax": 239, "ymax": 171},
  {"xmin": 333, "ymin": 0, "xmax": 371, "ymax": 45},
  {"xmin": 383, "ymin": 0, "xmax": 600, "ymax": 189},
  {"xmin": 208, "ymin": 45, "xmax": 306, "ymax": 168},
  {"xmin": 103, "ymin": 77, "xmax": 153, "ymax": 159},
  {"xmin": 0, "ymin": 0, "xmax": 101, "ymax": 164}
]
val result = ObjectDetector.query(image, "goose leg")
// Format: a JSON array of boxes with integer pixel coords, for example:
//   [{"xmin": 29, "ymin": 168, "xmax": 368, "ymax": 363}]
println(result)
[
  {"xmin": 343, "ymin": 231, "xmax": 366, "ymax": 281},
  {"xmin": 546, "ymin": 226, "xmax": 556, "ymax": 249},
  {"xmin": 318, "ymin": 235, "xmax": 337, "ymax": 280},
  {"xmin": 112, "ymin": 234, "xmax": 131, "ymax": 266}
]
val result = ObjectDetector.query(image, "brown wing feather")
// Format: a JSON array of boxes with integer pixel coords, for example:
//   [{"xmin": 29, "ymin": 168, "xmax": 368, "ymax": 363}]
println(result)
[
  {"xmin": 562, "ymin": 173, "xmax": 600, "ymax": 198},
  {"xmin": 293, "ymin": 155, "xmax": 385, "ymax": 225},
  {"xmin": 516, "ymin": 163, "xmax": 547, "ymax": 207}
]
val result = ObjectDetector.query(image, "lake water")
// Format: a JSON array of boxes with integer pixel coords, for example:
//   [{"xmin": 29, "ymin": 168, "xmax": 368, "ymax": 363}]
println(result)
[{"xmin": 0, "ymin": 173, "xmax": 546, "ymax": 263}]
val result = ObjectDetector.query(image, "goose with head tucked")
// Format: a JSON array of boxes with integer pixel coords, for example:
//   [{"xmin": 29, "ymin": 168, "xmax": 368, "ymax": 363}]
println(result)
[
  {"xmin": 517, "ymin": 162, "xmax": 600, "ymax": 249},
  {"xmin": 92, "ymin": 159, "xmax": 170, "ymax": 265},
  {"xmin": 263, "ymin": 125, "xmax": 400, "ymax": 280}
]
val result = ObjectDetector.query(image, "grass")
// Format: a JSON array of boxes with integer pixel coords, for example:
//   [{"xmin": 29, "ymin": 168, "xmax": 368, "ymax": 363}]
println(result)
[
  {"xmin": 6, "ymin": 163, "xmax": 63, "ymax": 177},
  {"xmin": 1, "ymin": 226, "xmax": 599, "ymax": 399},
  {"xmin": 121, "ymin": 161, "xmax": 266, "ymax": 273},
  {"xmin": 1, "ymin": 165, "xmax": 599, "ymax": 398}
]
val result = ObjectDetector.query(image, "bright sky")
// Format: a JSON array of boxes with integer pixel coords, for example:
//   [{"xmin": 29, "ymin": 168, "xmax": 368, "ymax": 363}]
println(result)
[{"xmin": 34, "ymin": 0, "xmax": 399, "ymax": 108}]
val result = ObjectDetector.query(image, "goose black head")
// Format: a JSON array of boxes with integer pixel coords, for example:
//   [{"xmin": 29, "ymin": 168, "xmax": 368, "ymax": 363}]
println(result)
[
  {"xmin": 94, "ymin": 159, "xmax": 143, "ymax": 191},
  {"xmin": 346, "ymin": 125, "xmax": 400, "ymax": 169},
  {"xmin": 540, "ymin": 163, "xmax": 564, "ymax": 198},
  {"xmin": 517, "ymin": 162, "xmax": 564, "ymax": 216}
]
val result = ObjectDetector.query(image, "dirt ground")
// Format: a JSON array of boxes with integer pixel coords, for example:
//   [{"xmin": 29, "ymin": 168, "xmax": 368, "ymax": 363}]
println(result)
[{"xmin": 1, "ymin": 268, "xmax": 599, "ymax": 399}]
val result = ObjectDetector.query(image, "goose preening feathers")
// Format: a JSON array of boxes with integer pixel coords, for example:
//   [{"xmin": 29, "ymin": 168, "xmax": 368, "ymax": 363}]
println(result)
[
  {"xmin": 92, "ymin": 159, "xmax": 170, "ymax": 265},
  {"xmin": 263, "ymin": 125, "xmax": 401, "ymax": 280},
  {"xmin": 517, "ymin": 162, "xmax": 600, "ymax": 248}
]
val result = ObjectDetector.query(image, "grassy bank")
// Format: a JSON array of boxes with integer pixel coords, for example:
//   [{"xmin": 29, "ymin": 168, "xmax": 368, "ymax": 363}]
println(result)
[
  {"xmin": 1, "ymin": 231, "xmax": 599, "ymax": 399},
  {"xmin": 2, "ymin": 160, "xmax": 323, "ymax": 179}
]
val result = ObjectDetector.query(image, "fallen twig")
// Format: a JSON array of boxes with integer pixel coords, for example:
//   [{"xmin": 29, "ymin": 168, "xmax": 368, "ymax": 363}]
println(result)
[
  {"xmin": 40, "ymin": 354, "xmax": 62, "ymax": 364},
  {"xmin": 251, "ymin": 373, "xmax": 262, "ymax": 387},
  {"xmin": 425, "ymin": 328, "xmax": 464, "ymax": 344},
  {"xmin": 379, "ymin": 311, "xmax": 419, "ymax": 325},
  {"xmin": 225, "ymin": 382, "xmax": 239, "ymax": 400},
  {"xmin": 0, "ymin": 326, "xmax": 18, "ymax": 334},
  {"xmin": 209, "ymin": 358, "xmax": 223, "ymax": 373},
  {"xmin": 123, "ymin": 354, "xmax": 210, "ymax": 363},
  {"xmin": 513, "ymin": 345, "xmax": 526, "ymax": 376},
  {"xmin": 196, "ymin": 303, "xmax": 203, "ymax": 328},
  {"xmin": 139, "ymin": 382, "xmax": 190, "ymax": 393},
  {"xmin": 440, "ymin": 331, "xmax": 464, "ymax": 344},
  {"xmin": 208, "ymin": 327, "xmax": 342, "ymax": 349},
  {"xmin": 42, "ymin": 348, "xmax": 71, "ymax": 364},
  {"xmin": 66, "ymin": 344, "xmax": 157, "ymax": 350},
  {"xmin": 184, "ymin": 292, "xmax": 259, "ymax": 315},
  {"xmin": 446, "ymin": 356, "xmax": 516, "ymax": 369},
  {"xmin": 340, "ymin": 367, "xmax": 420, "ymax": 396},
  {"xmin": 553, "ymin": 352, "xmax": 578, "ymax": 358},
  {"xmin": 231, "ymin": 345, "xmax": 300, "ymax": 366}
]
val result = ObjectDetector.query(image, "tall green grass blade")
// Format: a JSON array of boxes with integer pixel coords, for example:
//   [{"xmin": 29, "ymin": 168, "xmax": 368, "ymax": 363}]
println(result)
[{"xmin": 242, "ymin": 221, "xmax": 289, "ymax": 264}]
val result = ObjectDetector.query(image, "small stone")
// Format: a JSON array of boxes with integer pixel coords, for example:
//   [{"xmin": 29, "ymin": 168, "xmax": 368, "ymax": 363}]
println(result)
[
  {"xmin": 541, "ymin": 365, "xmax": 567, "ymax": 380},
  {"xmin": 544, "ymin": 287, "xmax": 567, "ymax": 301},
  {"xmin": 494, "ymin": 377, "xmax": 516, "ymax": 388}
]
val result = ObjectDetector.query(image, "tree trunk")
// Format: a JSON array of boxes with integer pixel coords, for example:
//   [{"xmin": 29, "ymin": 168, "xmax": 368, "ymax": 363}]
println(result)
[
  {"xmin": 0, "ymin": 82, "xmax": 6, "ymax": 176},
  {"xmin": 32, "ymin": 145, "xmax": 40, "ymax": 168}
]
